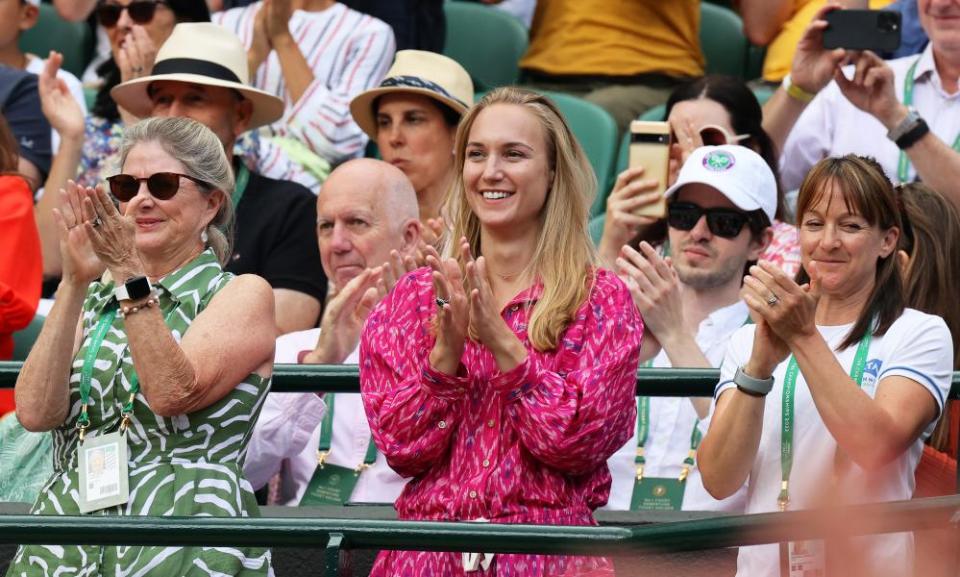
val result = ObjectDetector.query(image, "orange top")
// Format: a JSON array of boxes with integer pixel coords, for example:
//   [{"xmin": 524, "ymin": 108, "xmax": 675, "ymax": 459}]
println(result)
[{"xmin": 521, "ymin": 0, "xmax": 704, "ymax": 78}]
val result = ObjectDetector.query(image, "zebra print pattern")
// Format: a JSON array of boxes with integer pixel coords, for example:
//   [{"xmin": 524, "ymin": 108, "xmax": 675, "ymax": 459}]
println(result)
[{"xmin": 8, "ymin": 250, "xmax": 272, "ymax": 577}]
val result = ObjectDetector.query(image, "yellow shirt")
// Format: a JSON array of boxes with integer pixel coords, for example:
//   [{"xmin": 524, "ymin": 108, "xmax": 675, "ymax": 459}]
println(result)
[
  {"xmin": 762, "ymin": 0, "xmax": 894, "ymax": 82},
  {"xmin": 520, "ymin": 0, "xmax": 704, "ymax": 79}
]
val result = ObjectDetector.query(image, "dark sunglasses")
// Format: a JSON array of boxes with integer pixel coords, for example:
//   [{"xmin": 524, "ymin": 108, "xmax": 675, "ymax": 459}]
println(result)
[
  {"xmin": 667, "ymin": 202, "xmax": 752, "ymax": 239},
  {"xmin": 107, "ymin": 172, "xmax": 209, "ymax": 202},
  {"xmin": 96, "ymin": 1, "xmax": 167, "ymax": 28}
]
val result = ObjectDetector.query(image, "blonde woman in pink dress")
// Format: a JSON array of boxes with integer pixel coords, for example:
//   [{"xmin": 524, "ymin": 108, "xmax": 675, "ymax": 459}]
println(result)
[{"xmin": 359, "ymin": 87, "xmax": 646, "ymax": 576}]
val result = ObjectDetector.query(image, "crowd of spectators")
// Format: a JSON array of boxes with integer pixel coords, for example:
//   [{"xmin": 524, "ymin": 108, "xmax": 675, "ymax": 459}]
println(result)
[{"xmin": 2, "ymin": 1, "xmax": 960, "ymax": 576}]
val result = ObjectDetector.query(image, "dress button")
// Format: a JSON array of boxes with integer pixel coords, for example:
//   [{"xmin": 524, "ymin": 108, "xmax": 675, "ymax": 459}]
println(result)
[
  {"xmin": 438, "ymin": 420, "xmax": 447, "ymax": 429},
  {"xmin": 469, "ymin": 490, "xmax": 478, "ymax": 499},
  {"xmin": 482, "ymin": 459, "xmax": 490, "ymax": 468},
  {"xmin": 487, "ymin": 420, "xmax": 495, "ymax": 428}
]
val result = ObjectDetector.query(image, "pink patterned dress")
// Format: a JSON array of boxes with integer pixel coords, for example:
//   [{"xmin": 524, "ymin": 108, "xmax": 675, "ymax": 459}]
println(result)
[{"xmin": 360, "ymin": 267, "xmax": 643, "ymax": 577}]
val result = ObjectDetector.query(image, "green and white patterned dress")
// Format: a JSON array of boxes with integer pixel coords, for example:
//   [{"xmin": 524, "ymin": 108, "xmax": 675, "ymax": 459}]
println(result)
[{"xmin": 8, "ymin": 250, "xmax": 272, "ymax": 577}]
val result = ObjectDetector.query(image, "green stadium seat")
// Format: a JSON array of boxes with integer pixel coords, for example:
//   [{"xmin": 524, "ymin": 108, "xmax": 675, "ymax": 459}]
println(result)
[
  {"xmin": 443, "ymin": 1, "xmax": 528, "ymax": 91},
  {"xmin": 18, "ymin": 4, "xmax": 93, "ymax": 79},
  {"xmin": 536, "ymin": 91, "xmax": 618, "ymax": 219},
  {"xmin": 12, "ymin": 315, "xmax": 44, "ymax": 362},
  {"xmin": 588, "ymin": 214, "xmax": 605, "ymax": 247},
  {"xmin": 700, "ymin": 3, "xmax": 748, "ymax": 78}
]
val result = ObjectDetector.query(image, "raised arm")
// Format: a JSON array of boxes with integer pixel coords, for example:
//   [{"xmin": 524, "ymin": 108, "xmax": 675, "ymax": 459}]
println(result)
[{"xmin": 735, "ymin": 0, "xmax": 795, "ymax": 46}]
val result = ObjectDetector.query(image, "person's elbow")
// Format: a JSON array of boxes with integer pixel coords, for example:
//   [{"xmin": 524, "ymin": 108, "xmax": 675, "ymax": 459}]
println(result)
[
  {"xmin": 744, "ymin": 26, "xmax": 778, "ymax": 46},
  {"xmin": 16, "ymin": 407, "xmax": 62, "ymax": 432}
]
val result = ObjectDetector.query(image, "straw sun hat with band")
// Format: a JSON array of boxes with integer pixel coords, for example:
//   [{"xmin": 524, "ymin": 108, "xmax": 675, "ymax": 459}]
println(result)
[
  {"xmin": 350, "ymin": 50, "xmax": 474, "ymax": 139},
  {"xmin": 110, "ymin": 23, "xmax": 284, "ymax": 130}
]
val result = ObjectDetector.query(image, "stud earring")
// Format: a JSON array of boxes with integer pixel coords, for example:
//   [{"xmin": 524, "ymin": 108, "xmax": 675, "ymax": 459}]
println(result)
[{"xmin": 201, "ymin": 229, "xmax": 209, "ymax": 244}]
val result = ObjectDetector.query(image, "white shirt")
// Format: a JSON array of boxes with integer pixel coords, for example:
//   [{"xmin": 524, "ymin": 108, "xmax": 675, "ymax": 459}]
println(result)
[
  {"xmin": 605, "ymin": 300, "xmax": 750, "ymax": 512},
  {"xmin": 243, "ymin": 328, "xmax": 407, "ymax": 505},
  {"xmin": 25, "ymin": 55, "xmax": 87, "ymax": 155},
  {"xmin": 780, "ymin": 44, "xmax": 960, "ymax": 190},
  {"xmin": 714, "ymin": 309, "xmax": 953, "ymax": 577}
]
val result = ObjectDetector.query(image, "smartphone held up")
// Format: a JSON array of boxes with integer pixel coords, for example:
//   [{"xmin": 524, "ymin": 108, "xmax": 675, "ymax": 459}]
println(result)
[
  {"xmin": 628, "ymin": 120, "xmax": 671, "ymax": 219},
  {"xmin": 822, "ymin": 9, "xmax": 901, "ymax": 53}
]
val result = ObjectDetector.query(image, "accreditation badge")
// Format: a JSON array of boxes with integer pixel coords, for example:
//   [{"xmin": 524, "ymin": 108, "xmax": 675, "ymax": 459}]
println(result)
[
  {"xmin": 781, "ymin": 539, "xmax": 826, "ymax": 577},
  {"xmin": 630, "ymin": 477, "xmax": 685, "ymax": 511},
  {"xmin": 77, "ymin": 431, "xmax": 130, "ymax": 514},
  {"xmin": 300, "ymin": 463, "xmax": 361, "ymax": 506}
]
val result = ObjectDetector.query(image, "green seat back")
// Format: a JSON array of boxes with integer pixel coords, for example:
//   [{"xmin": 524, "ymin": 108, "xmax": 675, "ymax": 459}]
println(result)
[
  {"xmin": 699, "ymin": 3, "xmax": 747, "ymax": 78},
  {"xmin": 19, "ymin": 4, "xmax": 93, "ymax": 79},
  {"xmin": 12, "ymin": 315, "xmax": 44, "ymax": 362},
  {"xmin": 535, "ymin": 91, "xmax": 617, "ymax": 219},
  {"xmin": 443, "ymin": 1, "xmax": 528, "ymax": 91},
  {"xmin": 588, "ymin": 214, "xmax": 606, "ymax": 247}
]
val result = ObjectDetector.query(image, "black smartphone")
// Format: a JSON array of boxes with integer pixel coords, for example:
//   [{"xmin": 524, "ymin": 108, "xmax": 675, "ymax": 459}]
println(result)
[{"xmin": 822, "ymin": 9, "xmax": 901, "ymax": 53}]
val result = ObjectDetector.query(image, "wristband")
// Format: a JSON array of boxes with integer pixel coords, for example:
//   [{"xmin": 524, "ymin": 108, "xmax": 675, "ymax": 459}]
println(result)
[
  {"xmin": 733, "ymin": 366, "xmax": 774, "ymax": 397},
  {"xmin": 782, "ymin": 74, "xmax": 817, "ymax": 104}
]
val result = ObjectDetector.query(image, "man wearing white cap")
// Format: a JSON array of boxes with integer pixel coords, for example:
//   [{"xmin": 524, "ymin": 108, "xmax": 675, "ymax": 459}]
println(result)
[
  {"xmin": 606, "ymin": 144, "xmax": 776, "ymax": 512},
  {"xmin": 111, "ymin": 23, "xmax": 327, "ymax": 335}
]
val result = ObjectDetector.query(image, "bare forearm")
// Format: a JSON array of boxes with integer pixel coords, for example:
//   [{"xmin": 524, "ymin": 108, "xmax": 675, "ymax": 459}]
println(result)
[
  {"xmin": 737, "ymin": 0, "xmax": 794, "ymax": 45},
  {"xmin": 273, "ymin": 35, "xmax": 314, "ymax": 104},
  {"xmin": 658, "ymin": 331, "xmax": 712, "ymax": 418},
  {"xmin": 904, "ymin": 134, "xmax": 960, "ymax": 209},
  {"xmin": 762, "ymin": 88, "xmax": 809, "ymax": 155},
  {"xmin": 15, "ymin": 281, "xmax": 87, "ymax": 431},
  {"xmin": 37, "ymin": 135, "xmax": 83, "ymax": 278},
  {"xmin": 698, "ymin": 390, "xmax": 765, "ymax": 499},
  {"xmin": 274, "ymin": 289, "xmax": 321, "ymax": 336}
]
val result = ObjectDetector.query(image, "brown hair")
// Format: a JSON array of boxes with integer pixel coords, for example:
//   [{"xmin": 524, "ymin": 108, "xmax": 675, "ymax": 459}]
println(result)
[
  {"xmin": 447, "ymin": 87, "xmax": 597, "ymax": 351},
  {"xmin": 0, "ymin": 115, "xmax": 20, "ymax": 174},
  {"xmin": 795, "ymin": 155, "xmax": 903, "ymax": 351}
]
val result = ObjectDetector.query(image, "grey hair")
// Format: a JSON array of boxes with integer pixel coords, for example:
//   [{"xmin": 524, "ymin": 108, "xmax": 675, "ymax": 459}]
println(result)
[{"xmin": 118, "ymin": 117, "xmax": 235, "ymax": 266}]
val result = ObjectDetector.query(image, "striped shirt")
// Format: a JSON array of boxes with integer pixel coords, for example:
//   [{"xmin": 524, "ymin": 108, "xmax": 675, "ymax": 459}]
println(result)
[{"xmin": 214, "ymin": 2, "xmax": 395, "ymax": 170}]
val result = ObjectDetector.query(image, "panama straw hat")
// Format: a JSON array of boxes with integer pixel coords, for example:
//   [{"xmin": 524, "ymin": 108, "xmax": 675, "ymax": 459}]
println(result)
[
  {"xmin": 111, "ymin": 23, "xmax": 284, "ymax": 129},
  {"xmin": 350, "ymin": 50, "xmax": 474, "ymax": 139}
]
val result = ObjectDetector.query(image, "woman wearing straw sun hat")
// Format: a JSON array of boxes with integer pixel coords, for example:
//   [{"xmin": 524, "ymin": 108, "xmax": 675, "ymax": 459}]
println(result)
[{"xmin": 350, "ymin": 50, "xmax": 474, "ymax": 240}]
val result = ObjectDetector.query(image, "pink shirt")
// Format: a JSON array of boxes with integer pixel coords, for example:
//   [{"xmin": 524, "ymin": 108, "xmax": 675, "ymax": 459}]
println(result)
[{"xmin": 360, "ymin": 267, "xmax": 643, "ymax": 576}]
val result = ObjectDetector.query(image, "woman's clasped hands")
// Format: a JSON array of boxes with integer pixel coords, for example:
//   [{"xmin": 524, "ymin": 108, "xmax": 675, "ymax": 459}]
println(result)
[{"xmin": 426, "ymin": 238, "xmax": 528, "ymax": 376}]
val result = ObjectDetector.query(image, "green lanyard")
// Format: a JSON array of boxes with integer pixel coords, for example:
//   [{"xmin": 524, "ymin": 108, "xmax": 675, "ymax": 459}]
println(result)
[
  {"xmin": 231, "ymin": 164, "xmax": 250, "ymax": 208},
  {"xmin": 316, "ymin": 395, "xmax": 378, "ymax": 473},
  {"xmin": 778, "ymin": 330, "xmax": 872, "ymax": 511},
  {"xmin": 634, "ymin": 361, "xmax": 702, "ymax": 483},
  {"xmin": 897, "ymin": 57, "xmax": 960, "ymax": 182}
]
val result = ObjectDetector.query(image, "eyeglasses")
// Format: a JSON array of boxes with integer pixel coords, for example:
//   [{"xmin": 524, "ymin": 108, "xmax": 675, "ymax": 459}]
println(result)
[
  {"xmin": 95, "ymin": 1, "xmax": 167, "ymax": 28},
  {"xmin": 698, "ymin": 124, "xmax": 751, "ymax": 147},
  {"xmin": 667, "ymin": 202, "xmax": 753, "ymax": 239},
  {"xmin": 106, "ymin": 172, "xmax": 209, "ymax": 202}
]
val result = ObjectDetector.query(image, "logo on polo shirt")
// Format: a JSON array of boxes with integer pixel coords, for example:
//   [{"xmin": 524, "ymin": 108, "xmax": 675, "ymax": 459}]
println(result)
[{"xmin": 703, "ymin": 150, "xmax": 735, "ymax": 172}]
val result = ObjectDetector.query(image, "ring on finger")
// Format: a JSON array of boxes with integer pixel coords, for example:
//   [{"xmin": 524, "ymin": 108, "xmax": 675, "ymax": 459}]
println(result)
[
  {"xmin": 435, "ymin": 297, "xmax": 449, "ymax": 309},
  {"xmin": 766, "ymin": 292, "xmax": 780, "ymax": 306},
  {"xmin": 90, "ymin": 217, "xmax": 102, "ymax": 228}
]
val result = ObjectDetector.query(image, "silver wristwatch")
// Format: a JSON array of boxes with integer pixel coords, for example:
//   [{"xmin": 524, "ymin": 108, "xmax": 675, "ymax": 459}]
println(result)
[{"xmin": 887, "ymin": 107, "xmax": 922, "ymax": 143}]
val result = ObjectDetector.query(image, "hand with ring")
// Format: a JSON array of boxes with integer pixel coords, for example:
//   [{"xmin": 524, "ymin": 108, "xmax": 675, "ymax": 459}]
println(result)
[
  {"xmin": 742, "ymin": 260, "xmax": 821, "ymax": 347},
  {"xmin": 79, "ymin": 185, "xmax": 144, "ymax": 283},
  {"xmin": 424, "ymin": 241, "xmax": 470, "ymax": 376}
]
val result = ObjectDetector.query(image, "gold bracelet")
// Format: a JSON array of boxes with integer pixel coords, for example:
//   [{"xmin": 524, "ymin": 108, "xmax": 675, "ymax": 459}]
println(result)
[
  {"xmin": 119, "ymin": 296, "xmax": 159, "ymax": 318},
  {"xmin": 783, "ymin": 74, "xmax": 816, "ymax": 104}
]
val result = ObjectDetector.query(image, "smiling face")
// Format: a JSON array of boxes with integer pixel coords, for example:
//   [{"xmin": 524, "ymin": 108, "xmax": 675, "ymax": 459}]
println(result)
[
  {"xmin": 120, "ymin": 140, "xmax": 221, "ymax": 261},
  {"xmin": 461, "ymin": 103, "xmax": 553, "ymax": 233},
  {"xmin": 668, "ymin": 183, "xmax": 766, "ymax": 290},
  {"xmin": 375, "ymin": 93, "xmax": 457, "ymax": 196},
  {"xmin": 105, "ymin": 0, "xmax": 177, "ymax": 60},
  {"xmin": 919, "ymin": 0, "xmax": 960, "ymax": 54},
  {"xmin": 798, "ymin": 179, "xmax": 899, "ymax": 298}
]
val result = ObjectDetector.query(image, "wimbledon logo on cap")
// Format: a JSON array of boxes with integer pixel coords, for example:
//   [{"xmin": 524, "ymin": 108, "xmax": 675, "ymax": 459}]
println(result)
[{"xmin": 703, "ymin": 150, "xmax": 735, "ymax": 172}]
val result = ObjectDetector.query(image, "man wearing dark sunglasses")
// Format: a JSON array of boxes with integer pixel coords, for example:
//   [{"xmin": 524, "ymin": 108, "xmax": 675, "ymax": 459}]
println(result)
[
  {"xmin": 607, "ymin": 145, "xmax": 777, "ymax": 513},
  {"xmin": 110, "ymin": 23, "xmax": 327, "ymax": 336}
]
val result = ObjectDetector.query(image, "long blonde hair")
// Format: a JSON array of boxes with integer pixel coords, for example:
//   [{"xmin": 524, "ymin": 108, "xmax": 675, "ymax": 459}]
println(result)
[{"xmin": 447, "ymin": 87, "xmax": 597, "ymax": 351}]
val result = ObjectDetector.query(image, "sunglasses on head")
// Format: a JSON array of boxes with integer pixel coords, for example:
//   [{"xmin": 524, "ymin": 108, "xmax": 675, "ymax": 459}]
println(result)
[
  {"xmin": 698, "ymin": 124, "xmax": 751, "ymax": 147},
  {"xmin": 107, "ymin": 172, "xmax": 209, "ymax": 202},
  {"xmin": 667, "ymin": 202, "xmax": 754, "ymax": 239},
  {"xmin": 96, "ymin": 0, "xmax": 167, "ymax": 28}
]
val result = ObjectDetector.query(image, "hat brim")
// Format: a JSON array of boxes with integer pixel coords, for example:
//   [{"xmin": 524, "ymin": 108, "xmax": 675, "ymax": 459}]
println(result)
[
  {"xmin": 111, "ymin": 73, "xmax": 285, "ymax": 130},
  {"xmin": 350, "ymin": 86, "xmax": 470, "ymax": 140},
  {"xmin": 664, "ymin": 178, "xmax": 765, "ymax": 214}
]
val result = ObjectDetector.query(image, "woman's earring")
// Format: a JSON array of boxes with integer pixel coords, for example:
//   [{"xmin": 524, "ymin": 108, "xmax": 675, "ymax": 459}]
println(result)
[{"xmin": 201, "ymin": 229, "xmax": 209, "ymax": 244}]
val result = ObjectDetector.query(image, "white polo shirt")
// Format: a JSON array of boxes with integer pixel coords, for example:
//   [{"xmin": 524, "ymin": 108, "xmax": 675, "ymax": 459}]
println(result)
[
  {"xmin": 243, "ymin": 328, "xmax": 407, "ymax": 505},
  {"xmin": 780, "ymin": 44, "xmax": 960, "ymax": 190},
  {"xmin": 714, "ymin": 308, "xmax": 953, "ymax": 577},
  {"xmin": 605, "ymin": 299, "xmax": 750, "ymax": 512}
]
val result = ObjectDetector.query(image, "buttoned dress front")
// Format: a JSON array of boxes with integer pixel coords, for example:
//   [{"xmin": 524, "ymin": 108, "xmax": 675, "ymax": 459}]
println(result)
[{"xmin": 360, "ymin": 268, "xmax": 643, "ymax": 576}]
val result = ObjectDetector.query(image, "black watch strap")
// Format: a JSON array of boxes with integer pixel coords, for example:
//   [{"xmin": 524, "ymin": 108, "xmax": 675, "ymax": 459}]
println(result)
[{"xmin": 895, "ymin": 117, "xmax": 930, "ymax": 150}]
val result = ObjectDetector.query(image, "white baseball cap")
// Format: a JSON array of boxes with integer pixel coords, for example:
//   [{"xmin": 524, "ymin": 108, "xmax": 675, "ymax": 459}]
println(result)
[
  {"xmin": 25, "ymin": 0, "xmax": 40, "ymax": 6},
  {"xmin": 664, "ymin": 145, "xmax": 777, "ymax": 223}
]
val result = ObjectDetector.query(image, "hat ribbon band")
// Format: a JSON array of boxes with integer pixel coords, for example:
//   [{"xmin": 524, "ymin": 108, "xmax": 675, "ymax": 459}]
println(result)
[
  {"xmin": 150, "ymin": 58, "xmax": 243, "ymax": 84},
  {"xmin": 379, "ymin": 75, "xmax": 467, "ymax": 108}
]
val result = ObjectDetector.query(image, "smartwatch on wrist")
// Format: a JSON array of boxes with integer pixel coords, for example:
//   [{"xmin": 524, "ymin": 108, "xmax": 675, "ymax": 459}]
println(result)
[
  {"xmin": 114, "ymin": 275, "xmax": 153, "ymax": 302},
  {"xmin": 887, "ymin": 108, "xmax": 929, "ymax": 150},
  {"xmin": 733, "ymin": 366, "xmax": 775, "ymax": 397}
]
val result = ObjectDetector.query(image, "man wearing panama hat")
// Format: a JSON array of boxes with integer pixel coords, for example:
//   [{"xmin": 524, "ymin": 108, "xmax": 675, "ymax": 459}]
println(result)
[{"xmin": 112, "ymin": 22, "xmax": 327, "ymax": 335}]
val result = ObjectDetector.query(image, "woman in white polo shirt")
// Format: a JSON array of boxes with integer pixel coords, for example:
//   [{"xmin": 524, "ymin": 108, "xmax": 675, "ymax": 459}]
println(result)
[{"xmin": 698, "ymin": 154, "xmax": 953, "ymax": 577}]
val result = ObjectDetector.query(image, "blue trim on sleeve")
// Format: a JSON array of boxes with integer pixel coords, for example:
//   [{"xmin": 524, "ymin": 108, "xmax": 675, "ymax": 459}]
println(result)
[
  {"xmin": 878, "ymin": 366, "xmax": 945, "ymax": 407},
  {"xmin": 714, "ymin": 379, "xmax": 735, "ymax": 399}
]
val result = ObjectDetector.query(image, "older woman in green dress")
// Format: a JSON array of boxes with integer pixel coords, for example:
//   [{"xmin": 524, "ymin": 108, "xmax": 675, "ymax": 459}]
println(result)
[{"xmin": 10, "ymin": 117, "xmax": 275, "ymax": 576}]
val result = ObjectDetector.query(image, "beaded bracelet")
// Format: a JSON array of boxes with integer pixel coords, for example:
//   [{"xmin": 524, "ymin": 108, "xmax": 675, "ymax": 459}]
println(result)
[{"xmin": 118, "ymin": 296, "xmax": 159, "ymax": 318}]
